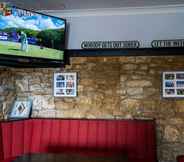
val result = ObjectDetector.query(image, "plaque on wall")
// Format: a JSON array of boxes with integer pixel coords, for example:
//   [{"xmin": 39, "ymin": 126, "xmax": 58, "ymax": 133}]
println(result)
[
  {"xmin": 152, "ymin": 39, "xmax": 184, "ymax": 48},
  {"xmin": 81, "ymin": 41, "xmax": 140, "ymax": 49}
]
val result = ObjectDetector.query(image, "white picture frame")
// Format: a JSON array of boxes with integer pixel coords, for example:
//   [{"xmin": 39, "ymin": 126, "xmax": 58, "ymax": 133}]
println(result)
[
  {"xmin": 163, "ymin": 71, "xmax": 184, "ymax": 98},
  {"xmin": 54, "ymin": 72, "xmax": 77, "ymax": 97}
]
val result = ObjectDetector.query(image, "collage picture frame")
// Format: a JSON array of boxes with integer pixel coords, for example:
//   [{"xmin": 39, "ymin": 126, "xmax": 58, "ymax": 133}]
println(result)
[
  {"xmin": 163, "ymin": 71, "xmax": 184, "ymax": 98},
  {"xmin": 54, "ymin": 72, "xmax": 77, "ymax": 97}
]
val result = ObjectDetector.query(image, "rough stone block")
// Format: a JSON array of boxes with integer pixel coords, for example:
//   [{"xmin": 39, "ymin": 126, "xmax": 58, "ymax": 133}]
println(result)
[
  {"xmin": 127, "ymin": 80, "xmax": 152, "ymax": 87},
  {"xmin": 127, "ymin": 87, "xmax": 143, "ymax": 96},
  {"xmin": 164, "ymin": 126, "xmax": 180, "ymax": 142}
]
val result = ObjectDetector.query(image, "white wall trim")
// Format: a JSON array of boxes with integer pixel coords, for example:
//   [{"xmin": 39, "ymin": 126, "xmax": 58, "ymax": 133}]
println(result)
[{"xmin": 39, "ymin": 4, "xmax": 184, "ymax": 18}]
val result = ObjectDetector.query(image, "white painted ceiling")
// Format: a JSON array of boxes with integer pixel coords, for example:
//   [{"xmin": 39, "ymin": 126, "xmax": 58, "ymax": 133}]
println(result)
[{"xmin": 1, "ymin": 0, "xmax": 184, "ymax": 10}]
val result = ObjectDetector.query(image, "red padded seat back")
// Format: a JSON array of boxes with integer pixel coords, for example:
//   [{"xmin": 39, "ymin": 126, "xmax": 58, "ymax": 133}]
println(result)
[
  {"xmin": 0, "ymin": 119, "xmax": 157, "ymax": 162},
  {"xmin": 177, "ymin": 155, "xmax": 184, "ymax": 162},
  {"xmin": 0, "ymin": 124, "xmax": 3, "ymax": 160}
]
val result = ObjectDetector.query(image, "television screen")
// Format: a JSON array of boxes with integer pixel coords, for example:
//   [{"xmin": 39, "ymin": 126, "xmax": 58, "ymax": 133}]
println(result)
[{"xmin": 0, "ymin": 3, "xmax": 66, "ymax": 67}]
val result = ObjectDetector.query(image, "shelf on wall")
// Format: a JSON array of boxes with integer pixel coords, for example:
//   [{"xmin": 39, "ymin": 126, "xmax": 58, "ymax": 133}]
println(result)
[
  {"xmin": 66, "ymin": 47, "xmax": 184, "ymax": 57},
  {"xmin": 1, "ymin": 48, "xmax": 184, "ymax": 67}
]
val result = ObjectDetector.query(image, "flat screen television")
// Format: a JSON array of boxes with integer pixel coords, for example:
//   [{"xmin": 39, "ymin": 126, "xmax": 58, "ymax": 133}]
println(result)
[{"xmin": 0, "ymin": 3, "xmax": 66, "ymax": 67}]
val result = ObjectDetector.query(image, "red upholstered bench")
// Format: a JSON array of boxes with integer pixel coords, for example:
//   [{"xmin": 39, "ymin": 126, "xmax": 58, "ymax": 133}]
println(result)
[
  {"xmin": 0, "ymin": 119, "xmax": 157, "ymax": 162},
  {"xmin": 177, "ymin": 155, "xmax": 184, "ymax": 162}
]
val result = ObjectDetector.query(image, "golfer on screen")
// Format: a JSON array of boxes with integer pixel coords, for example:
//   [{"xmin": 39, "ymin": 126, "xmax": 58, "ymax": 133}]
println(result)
[{"xmin": 20, "ymin": 31, "xmax": 28, "ymax": 52}]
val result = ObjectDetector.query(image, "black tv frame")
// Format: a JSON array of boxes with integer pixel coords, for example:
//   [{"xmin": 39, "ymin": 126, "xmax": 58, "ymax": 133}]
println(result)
[
  {"xmin": 0, "ymin": 54, "xmax": 65, "ymax": 67},
  {"xmin": 0, "ymin": 4, "xmax": 67, "ymax": 68}
]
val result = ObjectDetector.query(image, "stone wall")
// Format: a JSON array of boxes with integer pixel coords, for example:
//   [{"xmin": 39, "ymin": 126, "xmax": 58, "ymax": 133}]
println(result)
[
  {"xmin": 1, "ymin": 56, "xmax": 184, "ymax": 162},
  {"xmin": 0, "ymin": 68, "xmax": 15, "ymax": 119}
]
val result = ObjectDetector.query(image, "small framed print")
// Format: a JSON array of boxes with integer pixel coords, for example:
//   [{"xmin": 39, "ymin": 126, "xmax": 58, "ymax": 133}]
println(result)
[
  {"xmin": 54, "ymin": 73, "xmax": 77, "ymax": 97},
  {"xmin": 8, "ymin": 99, "xmax": 32, "ymax": 119},
  {"xmin": 163, "ymin": 71, "xmax": 184, "ymax": 98}
]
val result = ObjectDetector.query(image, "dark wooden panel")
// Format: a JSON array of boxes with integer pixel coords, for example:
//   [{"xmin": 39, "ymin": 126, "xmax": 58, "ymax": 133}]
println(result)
[{"xmin": 66, "ymin": 48, "xmax": 184, "ymax": 57}]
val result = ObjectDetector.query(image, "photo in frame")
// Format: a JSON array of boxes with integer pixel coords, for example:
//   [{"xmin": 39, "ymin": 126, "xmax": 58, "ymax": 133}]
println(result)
[
  {"xmin": 163, "ymin": 71, "xmax": 184, "ymax": 98},
  {"xmin": 54, "ymin": 73, "xmax": 77, "ymax": 97},
  {"xmin": 8, "ymin": 99, "xmax": 32, "ymax": 119}
]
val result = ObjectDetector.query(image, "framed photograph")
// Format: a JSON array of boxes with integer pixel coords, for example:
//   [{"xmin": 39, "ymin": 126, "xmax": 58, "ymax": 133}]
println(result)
[
  {"xmin": 163, "ymin": 71, "xmax": 184, "ymax": 98},
  {"xmin": 54, "ymin": 73, "xmax": 77, "ymax": 97},
  {"xmin": 8, "ymin": 99, "xmax": 32, "ymax": 119}
]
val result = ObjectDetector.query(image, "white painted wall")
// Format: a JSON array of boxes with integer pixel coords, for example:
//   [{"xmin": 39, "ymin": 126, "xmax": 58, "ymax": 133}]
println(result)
[{"xmin": 44, "ymin": 5, "xmax": 184, "ymax": 49}]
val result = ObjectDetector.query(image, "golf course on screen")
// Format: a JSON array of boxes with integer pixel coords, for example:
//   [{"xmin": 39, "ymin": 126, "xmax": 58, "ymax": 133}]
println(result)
[{"xmin": 0, "ymin": 3, "xmax": 65, "ymax": 60}]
